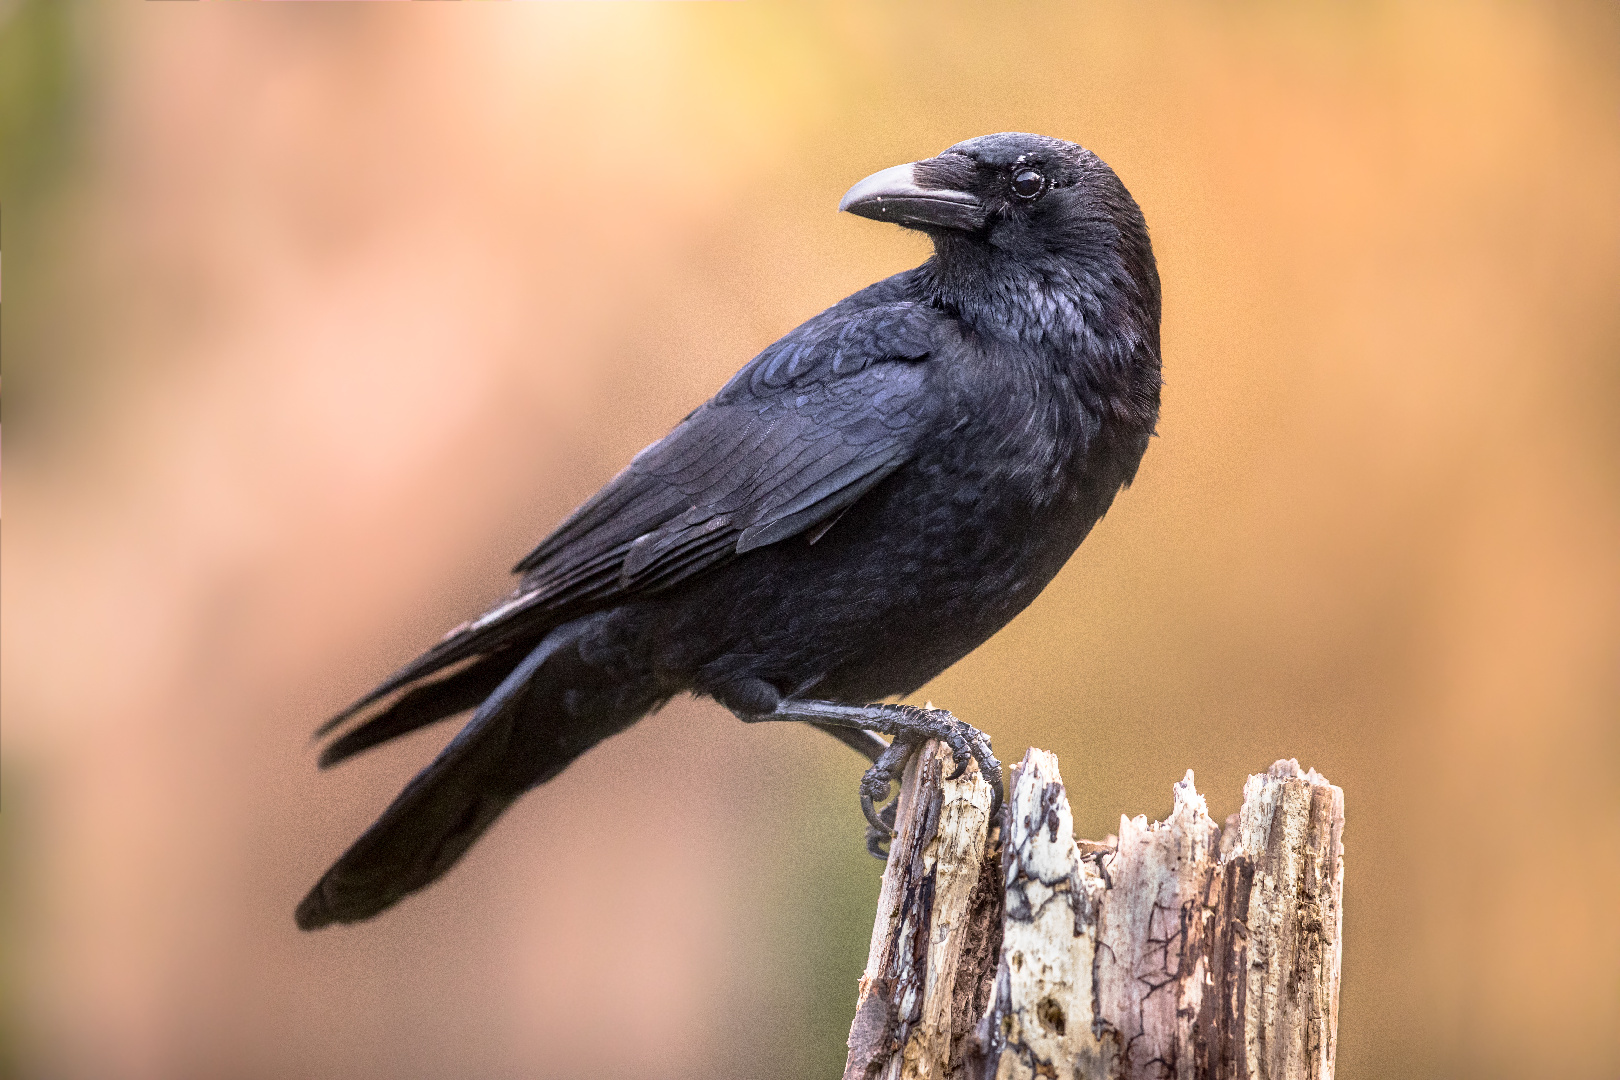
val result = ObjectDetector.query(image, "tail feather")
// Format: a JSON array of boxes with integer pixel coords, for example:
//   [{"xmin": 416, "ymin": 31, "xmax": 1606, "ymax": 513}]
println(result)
[
  {"xmin": 299, "ymin": 612, "xmax": 662, "ymax": 930},
  {"xmin": 317, "ymin": 649, "xmax": 527, "ymax": 769},
  {"xmin": 313, "ymin": 608, "xmax": 558, "ymax": 741},
  {"xmin": 297, "ymin": 633, "xmax": 567, "ymax": 930}
]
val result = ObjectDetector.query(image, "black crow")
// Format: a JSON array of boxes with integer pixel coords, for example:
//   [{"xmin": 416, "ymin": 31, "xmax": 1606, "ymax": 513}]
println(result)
[{"xmin": 297, "ymin": 132, "xmax": 1161, "ymax": 930}]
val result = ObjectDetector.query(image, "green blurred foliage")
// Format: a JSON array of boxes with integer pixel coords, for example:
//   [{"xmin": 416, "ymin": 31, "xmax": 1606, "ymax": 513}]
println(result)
[
  {"xmin": 1, "ymin": 0, "xmax": 84, "ymax": 438},
  {"xmin": 0, "ymin": 0, "xmax": 78, "ymax": 202},
  {"xmin": 0, "ymin": 1, "xmax": 77, "ymax": 1058}
]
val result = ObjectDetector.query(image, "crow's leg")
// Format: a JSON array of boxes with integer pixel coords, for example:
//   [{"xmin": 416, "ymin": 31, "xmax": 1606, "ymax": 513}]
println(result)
[
  {"xmin": 741, "ymin": 700, "xmax": 1003, "ymax": 855},
  {"xmin": 809, "ymin": 722, "xmax": 891, "ymax": 764}
]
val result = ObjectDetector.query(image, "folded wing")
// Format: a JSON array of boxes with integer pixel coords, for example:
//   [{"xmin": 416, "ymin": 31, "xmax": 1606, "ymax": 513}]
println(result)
[{"xmin": 318, "ymin": 296, "xmax": 951, "ymax": 740}]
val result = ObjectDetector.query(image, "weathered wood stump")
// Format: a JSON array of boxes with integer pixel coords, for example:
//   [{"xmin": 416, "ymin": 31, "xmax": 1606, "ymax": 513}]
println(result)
[{"xmin": 844, "ymin": 744, "xmax": 1344, "ymax": 1080}]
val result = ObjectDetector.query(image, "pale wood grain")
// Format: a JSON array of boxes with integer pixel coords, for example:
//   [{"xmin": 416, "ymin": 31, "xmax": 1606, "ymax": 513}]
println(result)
[{"xmin": 846, "ymin": 747, "xmax": 1344, "ymax": 1080}]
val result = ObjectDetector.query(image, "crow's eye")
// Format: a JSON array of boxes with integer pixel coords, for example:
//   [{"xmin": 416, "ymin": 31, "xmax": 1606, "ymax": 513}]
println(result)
[{"xmin": 1011, "ymin": 169, "xmax": 1045, "ymax": 199}]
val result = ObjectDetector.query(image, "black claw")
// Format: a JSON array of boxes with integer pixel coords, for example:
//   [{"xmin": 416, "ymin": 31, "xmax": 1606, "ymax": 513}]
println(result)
[
  {"xmin": 857, "ymin": 733, "xmax": 915, "ymax": 844},
  {"xmin": 757, "ymin": 698, "xmax": 1001, "ymax": 861},
  {"xmin": 860, "ymin": 735, "xmax": 916, "ymax": 830},
  {"xmin": 865, "ymin": 801, "xmax": 897, "ymax": 860},
  {"xmin": 860, "ymin": 786, "xmax": 892, "ymax": 835},
  {"xmin": 934, "ymin": 717, "xmax": 975, "ymax": 780}
]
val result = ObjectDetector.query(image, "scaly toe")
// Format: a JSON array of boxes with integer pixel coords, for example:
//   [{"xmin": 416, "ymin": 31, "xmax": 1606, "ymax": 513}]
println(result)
[{"xmin": 860, "ymin": 784, "xmax": 892, "ymax": 835}]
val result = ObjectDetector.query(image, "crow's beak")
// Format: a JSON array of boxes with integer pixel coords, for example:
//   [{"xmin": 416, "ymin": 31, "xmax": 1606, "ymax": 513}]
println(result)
[{"xmin": 839, "ymin": 161, "xmax": 986, "ymax": 232}]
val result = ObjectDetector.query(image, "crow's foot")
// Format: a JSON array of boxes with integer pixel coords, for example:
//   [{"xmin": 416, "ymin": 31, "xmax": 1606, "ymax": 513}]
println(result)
[
  {"xmin": 742, "ymin": 698, "xmax": 1003, "ymax": 861},
  {"xmin": 865, "ymin": 799, "xmax": 899, "ymax": 859},
  {"xmin": 859, "ymin": 732, "xmax": 917, "ymax": 839}
]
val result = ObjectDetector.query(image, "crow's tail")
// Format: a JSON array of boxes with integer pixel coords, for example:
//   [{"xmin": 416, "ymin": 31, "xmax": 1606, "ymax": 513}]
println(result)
[
  {"xmin": 297, "ymin": 616, "xmax": 646, "ymax": 930},
  {"xmin": 316, "ymin": 647, "xmax": 531, "ymax": 769}
]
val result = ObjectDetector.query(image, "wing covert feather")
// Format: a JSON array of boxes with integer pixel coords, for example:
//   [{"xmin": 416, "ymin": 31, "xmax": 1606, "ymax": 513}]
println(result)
[
  {"xmin": 510, "ymin": 299, "xmax": 949, "ymax": 609},
  {"xmin": 357, "ymin": 298, "xmax": 947, "ymax": 710}
]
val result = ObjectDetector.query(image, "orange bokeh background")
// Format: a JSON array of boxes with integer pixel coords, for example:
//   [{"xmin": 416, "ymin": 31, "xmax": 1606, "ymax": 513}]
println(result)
[{"xmin": 4, "ymin": 4, "xmax": 1617, "ymax": 1078}]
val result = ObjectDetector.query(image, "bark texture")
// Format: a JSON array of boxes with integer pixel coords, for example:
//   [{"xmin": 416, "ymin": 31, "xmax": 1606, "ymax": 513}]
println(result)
[
  {"xmin": 844, "ymin": 741, "xmax": 1001, "ymax": 1080},
  {"xmin": 846, "ymin": 748, "xmax": 1344, "ymax": 1080}
]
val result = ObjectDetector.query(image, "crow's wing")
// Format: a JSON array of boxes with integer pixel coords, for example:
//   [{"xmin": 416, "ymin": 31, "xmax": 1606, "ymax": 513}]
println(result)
[
  {"xmin": 520, "ymin": 300, "xmax": 944, "ymax": 570},
  {"xmin": 322, "ymin": 298, "xmax": 952, "ymax": 729}
]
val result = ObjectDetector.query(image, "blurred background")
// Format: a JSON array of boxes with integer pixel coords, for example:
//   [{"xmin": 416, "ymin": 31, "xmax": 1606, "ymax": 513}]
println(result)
[{"xmin": 4, "ymin": 2, "xmax": 1618, "ymax": 1078}]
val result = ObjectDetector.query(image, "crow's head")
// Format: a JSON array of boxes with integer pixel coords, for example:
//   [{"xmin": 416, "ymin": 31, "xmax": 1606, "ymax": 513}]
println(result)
[
  {"xmin": 840, "ymin": 132, "xmax": 1135, "ymax": 256},
  {"xmin": 842, "ymin": 132, "xmax": 1159, "ymax": 424},
  {"xmin": 842, "ymin": 132, "xmax": 1158, "ymax": 362}
]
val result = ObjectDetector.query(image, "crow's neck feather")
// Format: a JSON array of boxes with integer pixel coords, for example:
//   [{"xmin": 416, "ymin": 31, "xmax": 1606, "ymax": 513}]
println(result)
[{"xmin": 921, "ymin": 231, "xmax": 1160, "ymax": 435}]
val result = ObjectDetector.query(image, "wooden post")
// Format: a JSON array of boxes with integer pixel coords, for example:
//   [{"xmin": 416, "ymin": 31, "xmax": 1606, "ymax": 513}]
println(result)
[
  {"xmin": 844, "ymin": 746, "xmax": 1344, "ymax": 1080},
  {"xmin": 844, "ymin": 741, "xmax": 1003, "ymax": 1080}
]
